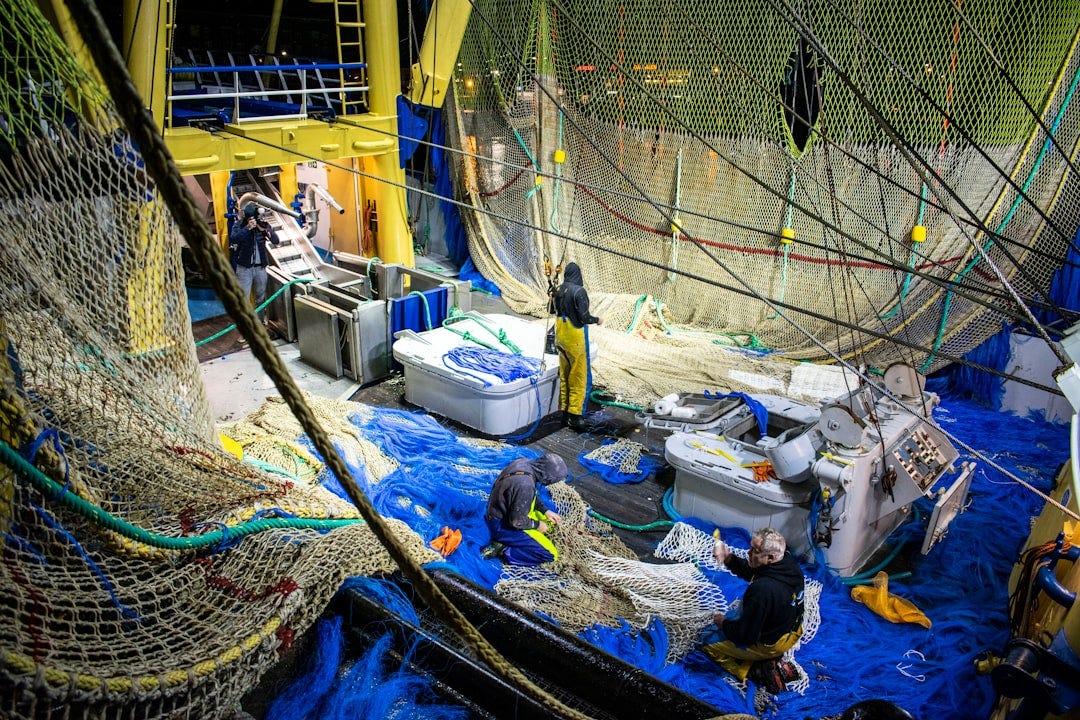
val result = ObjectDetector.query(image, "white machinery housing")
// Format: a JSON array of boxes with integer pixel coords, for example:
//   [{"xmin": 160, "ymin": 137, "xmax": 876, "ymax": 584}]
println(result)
[{"xmin": 665, "ymin": 365, "xmax": 975, "ymax": 576}]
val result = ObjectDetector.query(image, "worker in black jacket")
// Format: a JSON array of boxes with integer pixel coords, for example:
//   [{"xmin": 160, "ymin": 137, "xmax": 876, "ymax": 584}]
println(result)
[
  {"xmin": 702, "ymin": 527, "xmax": 805, "ymax": 682},
  {"xmin": 552, "ymin": 262, "xmax": 602, "ymax": 431},
  {"xmin": 481, "ymin": 452, "xmax": 567, "ymax": 565}
]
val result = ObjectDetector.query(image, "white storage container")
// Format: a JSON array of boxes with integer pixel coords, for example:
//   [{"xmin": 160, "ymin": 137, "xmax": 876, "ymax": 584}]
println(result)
[
  {"xmin": 392, "ymin": 314, "xmax": 560, "ymax": 436},
  {"xmin": 666, "ymin": 431, "xmax": 815, "ymax": 558}
]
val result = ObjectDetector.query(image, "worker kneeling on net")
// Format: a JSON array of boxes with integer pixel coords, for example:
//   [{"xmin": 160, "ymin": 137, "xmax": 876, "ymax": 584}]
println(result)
[
  {"xmin": 701, "ymin": 527, "xmax": 805, "ymax": 682},
  {"xmin": 481, "ymin": 452, "xmax": 566, "ymax": 565}
]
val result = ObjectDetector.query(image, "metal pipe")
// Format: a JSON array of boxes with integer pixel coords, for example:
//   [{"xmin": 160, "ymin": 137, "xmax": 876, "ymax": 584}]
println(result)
[
  {"xmin": 236, "ymin": 191, "xmax": 301, "ymax": 218},
  {"xmin": 1035, "ymin": 543, "xmax": 1080, "ymax": 609},
  {"xmin": 408, "ymin": 0, "xmax": 474, "ymax": 108},
  {"xmin": 309, "ymin": 183, "xmax": 345, "ymax": 214},
  {"xmin": 302, "ymin": 183, "xmax": 345, "ymax": 239}
]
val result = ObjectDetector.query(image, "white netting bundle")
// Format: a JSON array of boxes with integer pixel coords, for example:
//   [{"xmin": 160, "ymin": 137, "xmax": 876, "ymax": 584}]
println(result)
[{"xmin": 582, "ymin": 437, "xmax": 649, "ymax": 475}]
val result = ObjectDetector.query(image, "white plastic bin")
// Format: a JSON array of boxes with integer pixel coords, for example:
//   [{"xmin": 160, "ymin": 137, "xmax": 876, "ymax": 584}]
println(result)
[
  {"xmin": 392, "ymin": 314, "xmax": 560, "ymax": 435},
  {"xmin": 666, "ymin": 431, "xmax": 815, "ymax": 558}
]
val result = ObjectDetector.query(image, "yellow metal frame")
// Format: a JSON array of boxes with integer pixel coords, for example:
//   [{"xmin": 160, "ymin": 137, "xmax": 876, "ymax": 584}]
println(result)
[{"xmin": 160, "ymin": 0, "xmax": 414, "ymax": 265}]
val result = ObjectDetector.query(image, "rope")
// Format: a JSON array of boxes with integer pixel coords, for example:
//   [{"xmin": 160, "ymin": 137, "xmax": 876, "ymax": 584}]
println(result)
[
  {"xmin": 0, "ymin": 437, "xmax": 362, "ymax": 550},
  {"xmin": 194, "ymin": 277, "xmax": 313, "ymax": 346},
  {"xmin": 61, "ymin": 4, "xmax": 594, "ymax": 717},
  {"xmin": 407, "ymin": 290, "xmax": 434, "ymax": 330},
  {"xmin": 443, "ymin": 345, "xmax": 540, "ymax": 386},
  {"xmin": 588, "ymin": 390, "xmax": 644, "ymax": 412},
  {"xmin": 920, "ymin": 54, "xmax": 1080, "ymax": 371},
  {"xmin": 442, "ymin": 312, "xmax": 521, "ymax": 353},
  {"xmin": 586, "ymin": 508, "xmax": 674, "ymax": 532}
]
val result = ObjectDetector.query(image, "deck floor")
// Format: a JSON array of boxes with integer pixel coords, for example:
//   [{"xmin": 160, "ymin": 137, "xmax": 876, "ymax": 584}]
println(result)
[{"xmin": 194, "ymin": 293, "xmax": 676, "ymax": 560}]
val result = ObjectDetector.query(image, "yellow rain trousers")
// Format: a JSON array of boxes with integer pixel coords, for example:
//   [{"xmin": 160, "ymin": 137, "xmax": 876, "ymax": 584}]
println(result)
[
  {"xmin": 556, "ymin": 316, "xmax": 591, "ymax": 417},
  {"xmin": 702, "ymin": 627, "xmax": 803, "ymax": 682}
]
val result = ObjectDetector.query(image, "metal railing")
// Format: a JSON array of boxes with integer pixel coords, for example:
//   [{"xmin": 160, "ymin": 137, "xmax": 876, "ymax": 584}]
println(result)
[{"xmin": 166, "ymin": 56, "xmax": 369, "ymax": 127}]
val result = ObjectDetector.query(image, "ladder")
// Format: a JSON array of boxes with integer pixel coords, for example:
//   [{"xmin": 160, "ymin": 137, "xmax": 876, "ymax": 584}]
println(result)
[{"xmin": 333, "ymin": 0, "xmax": 367, "ymax": 115}]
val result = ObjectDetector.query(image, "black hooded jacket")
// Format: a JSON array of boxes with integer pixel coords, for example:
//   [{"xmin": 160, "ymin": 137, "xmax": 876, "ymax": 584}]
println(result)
[
  {"xmin": 484, "ymin": 455, "xmax": 565, "ymax": 531},
  {"xmin": 553, "ymin": 262, "xmax": 599, "ymax": 329},
  {"xmin": 721, "ymin": 551, "xmax": 805, "ymax": 646}
]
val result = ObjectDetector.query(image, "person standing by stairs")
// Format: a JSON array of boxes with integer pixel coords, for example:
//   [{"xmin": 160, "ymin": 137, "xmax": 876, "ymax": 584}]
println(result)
[{"xmin": 229, "ymin": 203, "xmax": 279, "ymax": 340}]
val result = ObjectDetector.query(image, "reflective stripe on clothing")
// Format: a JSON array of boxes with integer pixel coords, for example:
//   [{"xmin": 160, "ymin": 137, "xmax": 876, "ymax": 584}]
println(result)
[{"xmin": 486, "ymin": 499, "xmax": 557, "ymax": 566}]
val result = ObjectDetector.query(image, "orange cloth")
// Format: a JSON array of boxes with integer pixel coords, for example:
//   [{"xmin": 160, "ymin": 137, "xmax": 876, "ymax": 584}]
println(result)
[
  {"xmin": 429, "ymin": 526, "xmax": 462, "ymax": 557},
  {"xmin": 850, "ymin": 571, "xmax": 931, "ymax": 628}
]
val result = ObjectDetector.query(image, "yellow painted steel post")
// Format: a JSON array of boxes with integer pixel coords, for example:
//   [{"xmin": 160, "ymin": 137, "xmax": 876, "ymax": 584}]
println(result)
[
  {"xmin": 209, "ymin": 170, "xmax": 232, "ymax": 249},
  {"xmin": 278, "ymin": 163, "xmax": 299, "ymax": 220},
  {"xmin": 327, "ymin": 159, "xmax": 362, "ymax": 255},
  {"xmin": 38, "ymin": 0, "xmax": 107, "ymax": 94},
  {"xmin": 40, "ymin": 0, "xmax": 171, "ymax": 354},
  {"xmin": 266, "ymin": 0, "xmax": 286, "ymax": 55},
  {"xmin": 121, "ymin": 0, "xmax": 171, "ymax": 353},
  {"xmin": 122, "ymin": 0, "xmax": 168, "ymax": 129},
  {"xmin": 408, "ymin": 0, "xmax": 474, "ymax": 109},
  {"xmin": 360, "ymin": 0, "xmax": 413, "ymax": 267}
]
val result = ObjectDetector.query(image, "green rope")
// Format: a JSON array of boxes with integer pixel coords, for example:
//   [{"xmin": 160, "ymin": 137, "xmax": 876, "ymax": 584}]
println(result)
[
  {"xmin": 878, "ymin": 179, "xmax": 925, "ymax": 321},
  {"xmin": 652, "ymin": 297, "xmax": 672, "ymax": 333},
  {"xmin": 713, "ymin": 332, "xmax": 769, "ymax": 350},
  {"xmin": 0, "ymin": 438, "xmax": 362, "ymax": 550},
  {"xmin": 513, "ymin": 126, "xmax": 542, "ymax": 200},
  {"xmin": 367, "ymin": 256, "xmax": 381, "ymax": 297},
  {"xmin": 408, "ymin": 290, "xmax": 434, "ymax": 330},
  {"xmin": 442, "ymin": 312, "xmax": 521, "ymax": 353},
  {"xmin": 589, "ymin": 389, "xmax": 644, "ymax": 412},
  {"xmin": 245, "ymin": 456, "xmax": 302, "ymax": 483},
  {"xmin": 194, "ymin": 277, "xmax": 313, "ymax": 347},
  {"xmin": 586, "ymin": 508, "xmax": 674, "ymax": 532},
  {"xmin": 624, "ymin": 294, "xmax": 650, "ymax": 334},
  {"xmin": 921, "ymin": 60, "xmax": 1080, "ymax": 372},
  {"xmin": 878, "ymin": 247, "xmax": 917, "ymax": 320},
  {"xmin": 442, "ymin": 314, "xmax": 500, "ymax": 351},
  {"xmin": 549, "ymin": 111, "xmax": 564, "ymax": 232}
]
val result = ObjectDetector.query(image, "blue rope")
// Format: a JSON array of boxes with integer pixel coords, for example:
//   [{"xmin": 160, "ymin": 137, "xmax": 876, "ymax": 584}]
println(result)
[
  {"xmin": 442, "ymin": 345, "xmax": 541, "ymax": 386},
  {"xmin": 30, "ymin": 500, "xmax": 141, "ymax": 620},
  {"xmin": 502, "ymin": 377, "xmax": 544, "ymax": 441}
]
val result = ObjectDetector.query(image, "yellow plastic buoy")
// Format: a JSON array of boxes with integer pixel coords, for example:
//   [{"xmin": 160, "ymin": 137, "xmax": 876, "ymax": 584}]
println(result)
[
  {"xmin": 219, "ymin": 433, "xmax": 243, "ymax": 460},
  {"xmin": 781, "ymin": 227, "xmax": 796, "ymax": 244},
  {"xmin": 554, "ymin": 149, "xmax": 566, "ymax": 164},
  {"xmin": 911, "ymin": 225, "xmax": 927, "ymax": 243}
]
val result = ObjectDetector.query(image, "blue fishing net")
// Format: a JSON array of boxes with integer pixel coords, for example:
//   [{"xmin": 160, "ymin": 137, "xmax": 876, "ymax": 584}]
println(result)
[
  {"xmin": 267, "ymin": 613, "xmax": 471, "ymax": 720},
  {"xmin": 281, "ymin": 396, "xmax": 1070, "ymax": 719}
]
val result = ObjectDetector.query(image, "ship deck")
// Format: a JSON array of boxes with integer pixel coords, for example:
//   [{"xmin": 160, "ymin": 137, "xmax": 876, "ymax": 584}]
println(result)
[{"xmin": 193, "ymin": 288, "xmax": 672, "ymax": 562}]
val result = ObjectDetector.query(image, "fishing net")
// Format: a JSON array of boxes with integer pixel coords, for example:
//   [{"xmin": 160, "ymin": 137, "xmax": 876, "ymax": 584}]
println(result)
[
  {"xmin": 0, "ymin": 3, "xmax": 438, "ymax": 718},
  {"xmin": 655, "ymin": 522, "xmax": 823, "ymax": 671},
  {"xmin": 447, "ymin": 0, "xmax": 1080, "ymax": 389}
]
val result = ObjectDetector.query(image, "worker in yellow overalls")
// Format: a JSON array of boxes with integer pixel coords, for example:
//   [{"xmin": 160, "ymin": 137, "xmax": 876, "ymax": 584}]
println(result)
[{"xmin": 552, "ymin": 262, "xmax": 602, "ymax": 432}]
